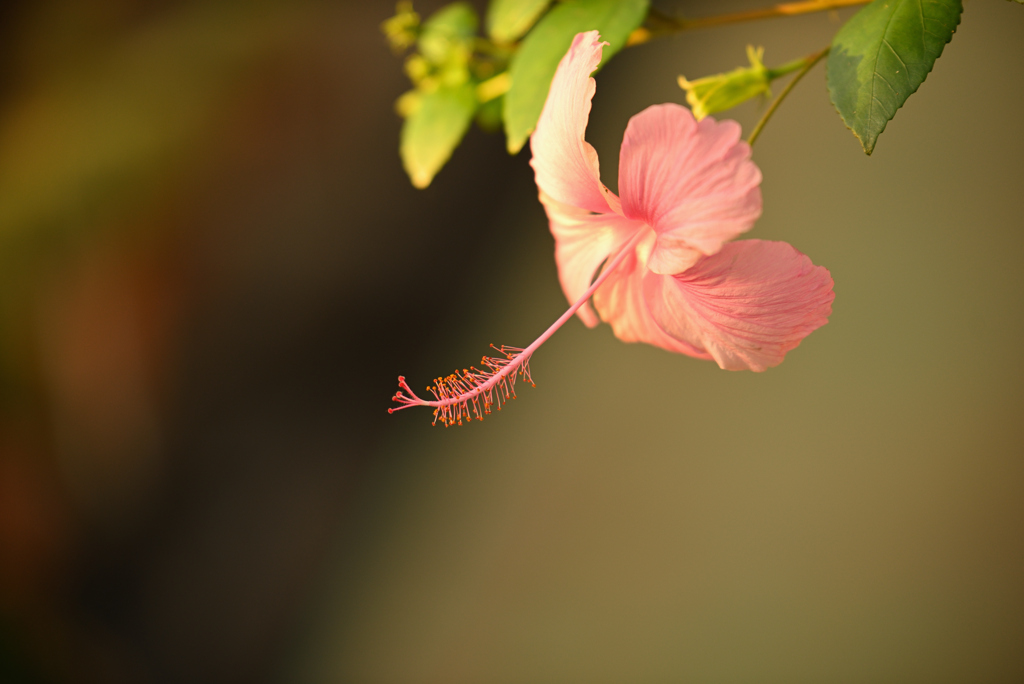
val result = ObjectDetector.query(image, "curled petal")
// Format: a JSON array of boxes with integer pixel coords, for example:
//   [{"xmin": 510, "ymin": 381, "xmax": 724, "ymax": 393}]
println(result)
[
  {"xmin": 618, "ymin": 104, "xmax": 762, "ymax": 274},
  {"xmin": 643, "ymin": 240, "xmax": 834, "ymax": 371},
  {"xmin": 530, "ymin": 31, "xmax": 618, "ymax": 216},
  {"xmin": 541, "ymin": 192, "xmax": 638, "ymax": 327},
  {"xmin": 592, "ymin": 229, "xmax": 712, "ymax": 359}
]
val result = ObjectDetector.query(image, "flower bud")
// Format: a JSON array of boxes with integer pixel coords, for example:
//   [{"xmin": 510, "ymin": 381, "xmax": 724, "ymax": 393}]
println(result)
[
  {"xmin": 394, "ymin": 89, "xmax": 422, "ymax": 118},
  {"xmin": 403, "ymin": 54, "xmax": 431, "ymax": 84},
  {"xmin": 678, "ymin": 46, "xmax": 771, "ymax": 121},
  {"xmin": 382, "ymin": 2, "xmax": 420, "ymax": 53}
]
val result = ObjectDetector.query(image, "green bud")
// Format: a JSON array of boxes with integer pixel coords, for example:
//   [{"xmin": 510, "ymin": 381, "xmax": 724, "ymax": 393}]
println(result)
[
  {"xmin": 678, "ymin": 46, "xmax": 771, "ymax": 121},
  {"xmin": 382, "ymin": 1, "xmax": 420, "ymax": 52},
  {"xmin": 417, "ymin": 3, "xmax": 478, "ymax": 65},
  {"xmin": 439, "ymin": 58, "xmax": 471, "ymax": 88},
  {"xmin": 395, "ymin": 89, "xmax": 422, "ymax": 118},
  {"xmin": 404, "ymin": 54, "xmax": 431, "ymax": 84}
]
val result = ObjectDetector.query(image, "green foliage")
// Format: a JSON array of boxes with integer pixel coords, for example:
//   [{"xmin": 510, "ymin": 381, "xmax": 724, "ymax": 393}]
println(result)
[
  {"xmin": 400, "ymin": 82, "xmax": 478, "ymax": 189},
  {"xmin": 417, "ymin": 2, "xmax": 477, "ymax": 65},
  {"xmin": 827, "ymin": 0, "xmax": 962, "ymax": 154},
  {"xmin": 486, "ymin": 0, "xmax": 552, "ymax": 43},
  {"xmin": 382, "ymin": 1, "xmax": 420, "ymax": 51},
  {"xmin": 414, "ymin": 2, "xmax": 478, "ymax": 89},
  {"xmin": 390, "ymin": 3, "xmax": 485, "ymax": 188},
  {"xmin": 384, "ymin": 0, "xmax": 650, "ymax": 185},
  {"xmin": 502, "ymin": 0, "xmax": 649, "ymax": 154}
]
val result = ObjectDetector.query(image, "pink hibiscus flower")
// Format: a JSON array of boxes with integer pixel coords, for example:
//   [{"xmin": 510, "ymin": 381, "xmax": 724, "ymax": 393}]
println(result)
[
  {"xmin": 533, "ymin": 30, "xmax": 834, "ymax": 372},
  {"xmin": 390, "ymin": 31, "xmax": 833, "ymax": 426}
]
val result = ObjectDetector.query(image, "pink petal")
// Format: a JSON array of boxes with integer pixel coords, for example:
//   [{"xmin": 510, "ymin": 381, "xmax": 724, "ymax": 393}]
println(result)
[
  {"xmin": 591, "ymin": 229, "xmax": 713, "ymax": 359},
  {"xmin": 618, "ymin": 105, "xmax": 762, "ymax": 274},
  {"xmin": 643, "ymin": 240, "xmax": 834, "ymax": 371},
  {"xmin": 541, "ymin": 191, "xmax": 638, "ymax": 327},
  {"xmin": 529, "ymin": 31, "xmax": 617, "ymax": 216}
]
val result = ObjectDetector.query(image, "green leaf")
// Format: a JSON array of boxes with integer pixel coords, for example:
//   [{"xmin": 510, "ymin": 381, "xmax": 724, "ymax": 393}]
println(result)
[
  {"xmin": 400, "ymin": 83, "xmax": 477, "ymax": 188},
  {"xmin": 502, "ymin": 0, "xmax": 649, "ymax": 154},
  {"xmin": 486, "ymin": 0, "xmax": 552, "ymax": 43},
  {"xmin": 418, "ymin": 2, "xmax": 478, "ymax": 65},
  {"xmin": 827, "ymin": 0, "xmax": 962, "ymax": 155}
]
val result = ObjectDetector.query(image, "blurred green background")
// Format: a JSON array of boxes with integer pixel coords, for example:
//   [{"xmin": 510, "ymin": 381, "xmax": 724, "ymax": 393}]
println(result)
[{"xmin": 0, "ymin": 1, "xmax": 1021, "ymax": 683}]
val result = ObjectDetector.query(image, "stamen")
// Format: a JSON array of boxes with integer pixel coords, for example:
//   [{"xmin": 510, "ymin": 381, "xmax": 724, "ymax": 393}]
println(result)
[
  {"xmin": 388, "ymin": 345, "xmax": 535, "ymax": 427},
  {"xmin": 388, "ymin": 230, "xmax": 644, "ymax": 425}
]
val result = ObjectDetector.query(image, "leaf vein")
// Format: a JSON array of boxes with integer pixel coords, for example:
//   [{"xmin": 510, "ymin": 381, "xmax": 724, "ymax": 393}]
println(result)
[
  {"xmin": 918, "ymin": 0, "xmax": 927, "ymax": 52},
  {"xmin": 882, "ymin": 39, "xmax": 909, "ymax": 71},
  {"xmin": 868, "ymin": 0, "xmax": 906, "ymax": 124},
  {"xmin": 873, "ymin": 71, "xmax": 899, "ymax": 96}
]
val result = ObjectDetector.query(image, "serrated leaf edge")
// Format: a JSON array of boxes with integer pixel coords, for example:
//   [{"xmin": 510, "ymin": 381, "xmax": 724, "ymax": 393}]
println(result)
[{"xmin": 827, "ymin": 0, "xmax": 962, "ymax": 155}]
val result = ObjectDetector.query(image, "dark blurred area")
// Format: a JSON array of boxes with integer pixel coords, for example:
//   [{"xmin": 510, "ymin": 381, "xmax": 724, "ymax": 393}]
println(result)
[
  {"xmin": 0, "ymin": 0, "xmax": 531, "ymax": 681},
  {"xmin": 1, "ymin": 1, "xmax": 1023, "ymax": 683}
]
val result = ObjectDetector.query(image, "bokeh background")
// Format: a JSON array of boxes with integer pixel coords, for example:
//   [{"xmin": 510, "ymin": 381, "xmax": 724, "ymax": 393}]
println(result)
[{"xmin": 1, "ymin": 1, "xmax": 1022, "ymax": 682}]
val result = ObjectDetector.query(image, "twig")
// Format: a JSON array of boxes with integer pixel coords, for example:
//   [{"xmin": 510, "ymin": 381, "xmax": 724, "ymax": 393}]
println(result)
[
  {"xmin": 629, "ymin": 0, "xmax": 869, "ymax": 45},
  {"xmin": 747, "ymin": 46, "xmax": 830, "ymax": 147}
]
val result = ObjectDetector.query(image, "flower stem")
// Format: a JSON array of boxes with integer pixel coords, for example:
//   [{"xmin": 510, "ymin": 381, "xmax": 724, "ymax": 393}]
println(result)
[
  {"xmin": 629, "ymin": 0, "xmax": 868, "ymax": 45},
  {"xmin": 766, "ymin": 54, "xmax": 816, "ymax": 81},
  {"xmin": 747, "ymin": 46, "xmax": 830, "ymax": 147}
]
